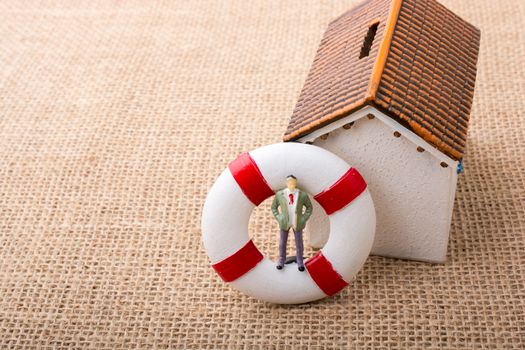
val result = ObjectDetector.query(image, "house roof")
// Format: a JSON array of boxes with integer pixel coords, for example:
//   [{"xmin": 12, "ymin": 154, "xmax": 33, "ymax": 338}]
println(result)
[{"xmin": 283, "ymin": 0, "xmax": 481, "ymax": 161}]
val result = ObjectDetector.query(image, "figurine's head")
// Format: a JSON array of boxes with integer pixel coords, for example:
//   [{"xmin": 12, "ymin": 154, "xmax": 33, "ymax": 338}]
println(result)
[{"xmin": 286, "ymin": 175, "xmax": 297, "ymax": 191}]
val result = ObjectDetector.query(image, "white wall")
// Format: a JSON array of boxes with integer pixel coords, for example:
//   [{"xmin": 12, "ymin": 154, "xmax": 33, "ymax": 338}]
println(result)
[{"xmin": 301, "ymin": 106, "xmax": 458, "ymax": 263}]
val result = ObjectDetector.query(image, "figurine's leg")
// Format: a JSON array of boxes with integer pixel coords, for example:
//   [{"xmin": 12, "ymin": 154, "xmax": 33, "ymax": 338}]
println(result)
[
  {"xmin": 294, "ymin": 229, "xmax": 305, "ymax": 271},
  {"xmin": 277, "ymin": 228, "xmax": 288, "ymax": 268}
]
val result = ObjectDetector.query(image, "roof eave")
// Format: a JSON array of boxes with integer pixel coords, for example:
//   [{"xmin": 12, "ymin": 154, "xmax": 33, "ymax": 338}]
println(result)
[{"xmin": 283, "ymin": 97, "xmax": 373, "ymax": 142}]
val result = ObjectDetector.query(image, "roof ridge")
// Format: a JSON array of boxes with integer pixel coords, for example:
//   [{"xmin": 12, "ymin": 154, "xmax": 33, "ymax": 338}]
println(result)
[{"xmin": 366, "ymin": 0, "xmax": 403, "ymax": 101}]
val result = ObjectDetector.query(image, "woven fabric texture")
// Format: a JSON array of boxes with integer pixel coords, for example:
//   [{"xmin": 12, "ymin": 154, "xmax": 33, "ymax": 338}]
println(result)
[{"xmin": 0, "ymin": 0, "xmax": 523, "ymax": 349}]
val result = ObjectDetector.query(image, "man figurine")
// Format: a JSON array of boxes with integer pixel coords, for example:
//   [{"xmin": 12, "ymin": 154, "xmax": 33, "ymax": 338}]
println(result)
[{"xmin": 271, "ymin": 175, "xmax": 313, "ymax": 271}]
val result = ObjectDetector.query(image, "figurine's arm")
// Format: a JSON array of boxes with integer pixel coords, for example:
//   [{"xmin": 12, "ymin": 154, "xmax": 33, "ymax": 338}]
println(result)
[
  {"xmin": 303, "ymin": 194, "xmax": 313, "ymax": 221},
  {"xmin": 271, "ymin": 194, "xmax": 280, "ymax": 219}
]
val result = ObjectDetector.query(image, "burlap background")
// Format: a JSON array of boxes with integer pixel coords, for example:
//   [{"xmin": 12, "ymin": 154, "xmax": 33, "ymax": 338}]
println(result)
[{"xmin": 0, "ymin": 0, "xmax": 523, "ymax": 348}]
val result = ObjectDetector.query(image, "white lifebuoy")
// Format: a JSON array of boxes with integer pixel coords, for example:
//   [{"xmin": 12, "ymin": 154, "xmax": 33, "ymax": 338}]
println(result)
[{"xmin": 201, "ymin": 142, "xmax": 376, "ymax": 304}]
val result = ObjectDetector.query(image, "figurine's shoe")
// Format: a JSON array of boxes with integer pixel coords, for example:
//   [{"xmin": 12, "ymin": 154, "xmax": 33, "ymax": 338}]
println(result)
[
  {"xmin": 298, "ymin": 266, "xmax": 305, "ymax": 272},
  {"xmin": 276, "ymin": 264, "xmax": 283, "ymax": 270}
]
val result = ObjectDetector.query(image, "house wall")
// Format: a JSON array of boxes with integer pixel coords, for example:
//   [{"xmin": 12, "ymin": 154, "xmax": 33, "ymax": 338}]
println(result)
[{"xmin": 301, "ymin": 106, "xmax": 458, "ymax": 263}]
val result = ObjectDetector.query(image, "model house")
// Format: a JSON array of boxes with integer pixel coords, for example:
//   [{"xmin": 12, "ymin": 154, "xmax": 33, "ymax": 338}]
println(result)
[{"xmin": 283, "ymin": 0, "xmax": 481, "ymax": 262}]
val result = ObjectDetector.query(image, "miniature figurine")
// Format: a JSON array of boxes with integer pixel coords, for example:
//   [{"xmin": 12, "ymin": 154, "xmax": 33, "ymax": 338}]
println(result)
[{"xmin": 271, "ymin": 175, "xmax": 312, "ymax": 271}]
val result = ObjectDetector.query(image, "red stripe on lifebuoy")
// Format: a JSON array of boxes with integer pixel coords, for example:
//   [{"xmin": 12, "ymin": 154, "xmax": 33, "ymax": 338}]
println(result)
[
  {"xmin": 228, "ymin": 152, "xmax": 275, "ymax": 206},
  {"xmin": 314, "ymin": 167, "xmax": 366, "ymax": 215},
  {"xmin": 211, "ymin": 240, "xmax": 263, "ymax": 282},
  {"xmin": 305, "ymin": 251, "xmax": 348, "ymax": 296}
]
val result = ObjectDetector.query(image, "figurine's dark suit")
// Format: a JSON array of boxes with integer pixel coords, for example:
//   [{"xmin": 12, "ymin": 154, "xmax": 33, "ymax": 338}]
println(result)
[{"xmin": 271, "ymin": 188, "xmax": 313, "ymax": 268}]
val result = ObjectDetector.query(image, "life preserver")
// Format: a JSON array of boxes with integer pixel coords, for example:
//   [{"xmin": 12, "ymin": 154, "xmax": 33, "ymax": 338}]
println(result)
[{"xmin": 201, "ymin": 142, "xmax": 376, "ymax": 304}]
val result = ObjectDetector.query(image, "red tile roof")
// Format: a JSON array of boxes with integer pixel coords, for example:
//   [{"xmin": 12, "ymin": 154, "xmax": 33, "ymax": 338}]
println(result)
[{"xmin": 284, "ymin": 0, "xmax": 481, "ymax": 161}]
